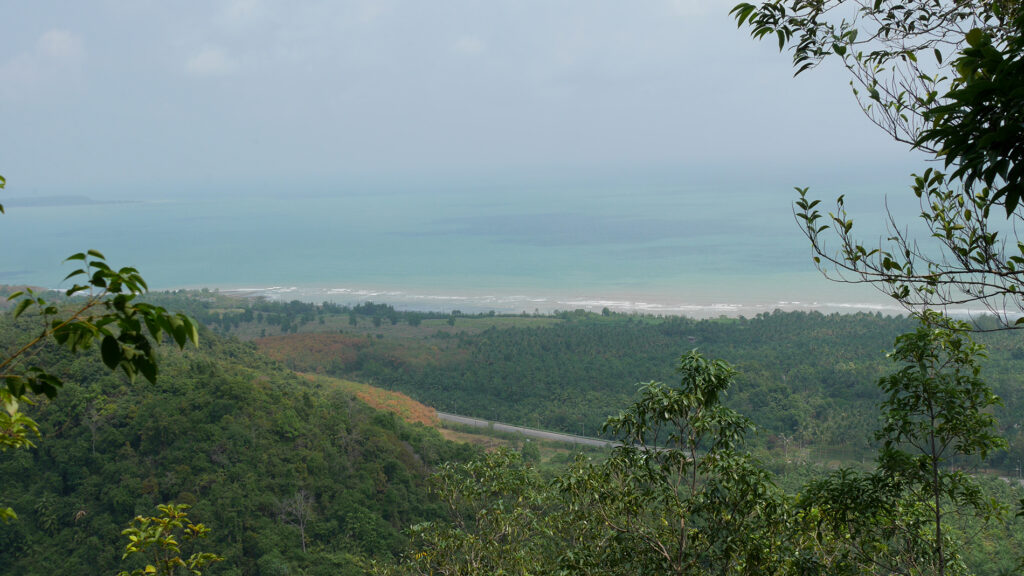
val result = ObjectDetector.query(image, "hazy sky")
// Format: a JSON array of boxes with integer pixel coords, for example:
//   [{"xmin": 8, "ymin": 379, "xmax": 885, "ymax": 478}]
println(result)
[{"xmin": 1, "ymin": 0, "xmax": 917, "ymax": 198}]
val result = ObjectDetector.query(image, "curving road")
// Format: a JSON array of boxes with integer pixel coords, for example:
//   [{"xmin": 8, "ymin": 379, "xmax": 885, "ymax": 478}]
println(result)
[{"xmin": 436, "ymin": 411, "xmax": 620, "ymax": 449}]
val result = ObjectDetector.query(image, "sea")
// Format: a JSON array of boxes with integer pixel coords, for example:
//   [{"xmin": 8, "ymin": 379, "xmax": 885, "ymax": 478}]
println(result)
[{"xmin": 1, "ymin": 170, "xmax": 923, "ymax": 318}]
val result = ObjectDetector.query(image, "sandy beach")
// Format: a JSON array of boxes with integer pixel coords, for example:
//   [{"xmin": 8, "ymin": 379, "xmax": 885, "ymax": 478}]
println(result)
[{"xmin": 218, "ymin": 283, "xmax": 914, "ymax": 319}]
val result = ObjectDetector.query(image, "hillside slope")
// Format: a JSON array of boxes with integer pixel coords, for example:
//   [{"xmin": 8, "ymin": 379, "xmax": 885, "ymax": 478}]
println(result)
[{"xmin": 0, "ymin": 320, "xmax": 476, "ymax": 576}]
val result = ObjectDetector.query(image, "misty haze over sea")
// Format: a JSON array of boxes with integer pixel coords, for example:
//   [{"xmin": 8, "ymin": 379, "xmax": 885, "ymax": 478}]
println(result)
[
  {"xmin": 2, "ymin": 2, "xmax": 936, "ymax": 321},
  {"xmin": 2, "ymin": 170, "xmax": 917, "ymax": 317}
]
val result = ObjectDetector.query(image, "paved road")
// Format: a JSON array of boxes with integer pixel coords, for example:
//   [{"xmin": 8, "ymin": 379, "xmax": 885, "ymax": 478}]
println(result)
[{"xmin": 437, "ymin": 412, "xmax": 620, "ymax": 449}]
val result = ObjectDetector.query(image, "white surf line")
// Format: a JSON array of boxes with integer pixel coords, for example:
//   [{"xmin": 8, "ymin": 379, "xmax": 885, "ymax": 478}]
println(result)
[{"xmin": 436, "ymin": 411, "xmax": 621, "ymax": 449}]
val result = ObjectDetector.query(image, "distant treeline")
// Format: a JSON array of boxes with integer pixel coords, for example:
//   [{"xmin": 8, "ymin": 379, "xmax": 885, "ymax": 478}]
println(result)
[{"xmin": 144, "ymin": 291, "xmax": 525, "ymax": 335}]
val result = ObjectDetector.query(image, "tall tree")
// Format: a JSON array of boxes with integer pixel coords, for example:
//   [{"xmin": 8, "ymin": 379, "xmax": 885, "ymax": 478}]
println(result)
[
  {"xmin": 279, "ymin": 490, "xmax": 315, "ymax": 554},
  {"xmin": 555, "ymin": 351, "xmax": 791, "ymax": 575},
  {"xmin": 875, "ymin": 312, "xmax": 1006, "ymax": 573},
  {"xmin": 801, "ymin": 312, "xmax": 1007, "ymax": 575}
]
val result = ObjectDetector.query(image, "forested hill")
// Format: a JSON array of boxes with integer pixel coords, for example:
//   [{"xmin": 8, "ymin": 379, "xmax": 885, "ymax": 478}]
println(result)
[
  {"xmin": 247, "ymin": 306, "xmax": 1024, "ymax": 467},
  {"xmin": 332, "ymin": 311, "xmax": 919, "ymax": 446},
  {"xmin": 0, "ymin": 315, "xmax": 476, "ymax": 576},
  {"xmin": 147, "ymin": 291, "xmax": 1024, "ymax": 472}
]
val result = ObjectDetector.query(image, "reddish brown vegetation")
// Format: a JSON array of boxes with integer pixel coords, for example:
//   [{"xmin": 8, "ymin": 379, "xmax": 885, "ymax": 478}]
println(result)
[
  {"xmin": 301, "ymin": 373, "xmax": 439, "ymax": 427},
  {"xmin": 255, "ymin": 333, "xmax": 368, "ymax": 372}
]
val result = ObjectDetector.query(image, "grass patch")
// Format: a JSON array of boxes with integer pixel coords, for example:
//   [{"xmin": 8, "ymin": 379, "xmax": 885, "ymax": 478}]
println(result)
[{"xmin": 303, "ymin": 373, "xmax": 439, "ymax": 426}]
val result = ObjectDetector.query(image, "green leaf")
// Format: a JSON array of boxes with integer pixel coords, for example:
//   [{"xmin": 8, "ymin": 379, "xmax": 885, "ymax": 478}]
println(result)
[
  {"xmin": 171, "ymin": 324, "xmax": 188, "ymax": 348},
  {"xmin": 65, "ymin": 284, "xmax": 90, "ymax": 297},
  {"xmin": 4, "ymin": 375, "xmax": 26, "ymax": 397},
  {"xmin": 27, "ymin": 372, "xmax": 64, "ymax": 398},
  {"xmin": 12, "ymin": 298, "xmax": 32, "ymax": 319},
  {"xmin": 0, "ymin": 507, "xmax": 18, "ymax": 522},
  {"xmin": 965, "ymin": 28, "xmax": 986, "ymax": 48},
  {"xmin": 90, "ymin": 271, "xmax": 108, "ymax": 288},
  {"xmin": 137, "ymin": 358, "xmax": 158, "ymax": 384},
  {"xmin": 730, "ymin": 3, "xmax": 756, "ymax": 26},
  {"xmin": 101, "ymin": 335, "xmax": 121, "ymax": 370},
  {"xmin": 186, "ymin": 318, "xmax": 199, "ymax": 347}
]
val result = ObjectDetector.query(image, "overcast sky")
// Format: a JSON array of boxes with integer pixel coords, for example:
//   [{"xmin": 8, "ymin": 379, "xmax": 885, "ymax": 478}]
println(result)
[{"xmin": 1, "ymin": 0, "xmax": 917, "ymax": 198}]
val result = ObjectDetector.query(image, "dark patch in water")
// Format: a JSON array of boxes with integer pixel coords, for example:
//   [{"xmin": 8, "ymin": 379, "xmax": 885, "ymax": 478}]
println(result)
[{"xmin": 416, "ymin": 213, "xmax": 729, "ymax": 246}]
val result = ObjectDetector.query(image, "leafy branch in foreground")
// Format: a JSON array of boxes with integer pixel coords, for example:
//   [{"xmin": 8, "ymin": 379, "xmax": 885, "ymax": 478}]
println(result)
[
  {"xmin": 0, "ymin": 249, "xmax": 198, "ymax": 520},
  {"xmin": 735, "ymin": 2, "xmax": 1024, "ymax": 327},
  {"xmin": 794, "ymin": 177, "xmax": 1024, "ymax": 328},
  {"xmin": 116, "ymin": 503, "xmax": 223, "ymax": 576},
  {"xmin": 2, "ymin": 251, "xmax": 198, "ymax": 394},
  {"xmin": 731, "ymin": 0, "xmax": 1017, "ymax": 150}
]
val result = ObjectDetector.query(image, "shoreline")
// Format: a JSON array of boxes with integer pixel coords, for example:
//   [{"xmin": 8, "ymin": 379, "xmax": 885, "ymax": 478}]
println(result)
[{"xmin": 209, "ymin": 283, "xmax": 914, "ymax": 319}]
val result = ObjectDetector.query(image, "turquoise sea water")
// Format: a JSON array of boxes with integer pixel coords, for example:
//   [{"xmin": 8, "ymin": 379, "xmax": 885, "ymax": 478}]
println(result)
[{"xmin": 1, "ymin": 173, "xmax": 915, "ymax": 317}]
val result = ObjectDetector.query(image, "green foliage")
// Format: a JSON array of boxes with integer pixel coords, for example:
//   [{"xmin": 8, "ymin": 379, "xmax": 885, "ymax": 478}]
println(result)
[
  {"xmin": 555, "ymin": 352, "xmax": 792, "ymax": 575},
  {"xmin": 0, "ymin": 247, "xmax": 197, "ymax": 524},
  {"xmin": 800, "ymin": 313, "xmax": 1008, "ymax": 575},
  {"xmin": 519, "ymin": 440, "xmax": 540, "ymax": 465},
  {"xmin": 385, "ymin": 352, "xmax": 798, "ymax": 576},
  {"xmin": 798, "ymin": 467, "xmax": 949, "ymax": 574},
  {"xmin": 383, "ymin": 338, "xmax": 1022, "ymax": 575},
  {"xmin": 0, "ymin": 394, "xmax": 40, "ymax": 452},
  {"xmin": 179, "ymin": 296, "xmax": 1024, "ymax": 475},
  {"xmin": 603, "ymin": 352, "xmax": 749, "ymax": 453},
  {"xmin": 0, "ymin": 327, "xmax": 476, "ymax": 575},
  {"xmin": 735, "ymin": 1, "xmax": 1024, "ymax": 324},
  {"xmin": 919, "ymin": 11, "xmax": 1024, "ymax": 214},
  {"xmin": 6, "ymin": 286, "xmax": 1016, "ymax": 574},
  {"xmin": 116, "ymin": 503, "xmax": 223, "ymax": 576},
  {"xmin": 731, "ymin": 0, "xmax": 1016, "ymax": 148},
  {"xmin": 9, "ymin": 285, "xmax": 1017, "ymax": 573},
  {"xmin": 4, "ymin": 251, "xmax": 198, "ymax": 394},
  {"xmin": 1, "ymin": 251, "xmax": 197, "ymax": 429},
  {"xmin": 878, "ymin": 313, "xmax": 1005, "ymax": 467},
  {"xmin": 875, "ymin": 313, "xmax": 1006, "ymax": 574},
  {"xmin": 380, "ymin": 449, "xmax": 555, "ymax": 576},
  {"xmin": 271, "ymin": 309, "xmax": 922, "ymax": 461}
]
